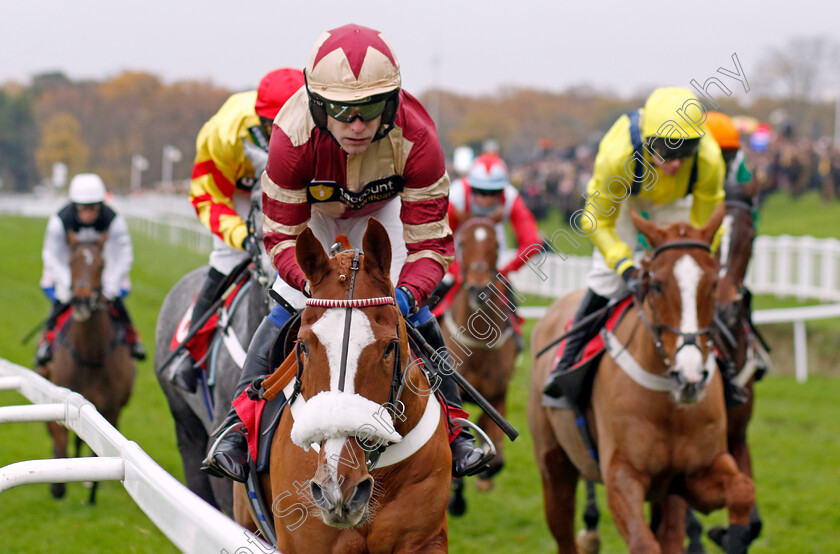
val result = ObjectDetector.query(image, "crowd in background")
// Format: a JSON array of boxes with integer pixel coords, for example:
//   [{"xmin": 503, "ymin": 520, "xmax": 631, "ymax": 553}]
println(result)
[{"xmin": 489, "ymin": 129, "xmax": 840, "ymax": 223}]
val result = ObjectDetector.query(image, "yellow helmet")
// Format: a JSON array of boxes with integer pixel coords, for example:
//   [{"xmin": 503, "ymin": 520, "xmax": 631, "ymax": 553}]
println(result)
[{"xmin": 641, "ymin": 87, "xmax": 705, "ymax": 140}]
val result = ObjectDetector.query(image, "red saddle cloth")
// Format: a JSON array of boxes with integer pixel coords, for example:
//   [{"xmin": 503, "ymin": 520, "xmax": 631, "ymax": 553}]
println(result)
[
  {"xmin": 551, "ymin": 296, "xmax": 634, "ymax": 372},
  {"xmin": 233, "ymin": 346, "xmax": 470, "ymax": 462},
  {"xmin": 169, "ymin": 279, "xmax": 247, "ymax": 370}
]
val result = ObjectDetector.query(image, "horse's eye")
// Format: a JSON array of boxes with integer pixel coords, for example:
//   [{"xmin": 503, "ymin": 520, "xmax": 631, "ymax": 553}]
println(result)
[
  {"xmin": 298, "ymin": 341, "xmax": 309, "ymax": 356},
  {"xmin": 649, "ymin": 281, "xmax": 663, "ymax": 294},
  {"xmin": 383, "ymin": 341, "xmax": 398, "ymax": 360}
]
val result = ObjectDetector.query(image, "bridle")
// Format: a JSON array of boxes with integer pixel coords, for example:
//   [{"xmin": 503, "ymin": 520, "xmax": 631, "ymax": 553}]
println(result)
[
  {"xmin": 632, "ymin": 239, "xmax": 716, "ymax": 368},
  {"xmin": 292, "ymin": 248, "xmax": 409, "ymax": 470}
]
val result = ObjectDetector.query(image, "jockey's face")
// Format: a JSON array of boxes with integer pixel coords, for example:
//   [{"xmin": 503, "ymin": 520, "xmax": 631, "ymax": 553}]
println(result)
[
  {"xmin": 326, "ymin": 115, "xmax": 380, "ymax": 155},
  {"xmin": 75, "ymin": 203, "xmax": 101, "ymax": 225},
  {"xmin": 472, "ymin": 189, "xmax": 503, "ymax": 211},
  {"xmin": 652, "ymin": 156, "xmax": 685, "ymax": 176}
]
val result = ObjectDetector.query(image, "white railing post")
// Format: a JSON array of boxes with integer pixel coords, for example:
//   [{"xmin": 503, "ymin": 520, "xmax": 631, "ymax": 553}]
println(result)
[{"xmin": 793, "ymin": 319, "xmax": 808, "ymax": 383}]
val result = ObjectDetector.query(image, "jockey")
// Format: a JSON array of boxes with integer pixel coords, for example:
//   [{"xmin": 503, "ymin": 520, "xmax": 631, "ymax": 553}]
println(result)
[
  {"xmin": 543, "ymin": 87, "xmax": 740, "ymax": 402},
  {"xmin": 36, "ymin": 173, "xmax": 145, "ymax": 365},
  {"xmin": 169, "ymin": 68, "xmax": 305, "ymax": 392},
  {"xmin": 432, "ymin": 152, "xmax": 541, "ymax": 351},
  {"xmin": 202, "ymin": 23, "xmax": 487, "ymax": 482},
  {"xmin": 704, "ymin": 110, "xmax": 752, "ymax": 188}
]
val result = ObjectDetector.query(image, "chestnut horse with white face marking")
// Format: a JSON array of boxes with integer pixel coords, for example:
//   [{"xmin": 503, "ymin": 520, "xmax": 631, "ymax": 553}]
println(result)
[
  {"xmin": 233, "ymin": 219, "xmax": 451, "ymax": 553},
  {"xmin": 441, "ymin": 218, "xmax": 516, "ymax": 498},
  {"xmin": 529, "ymin": 207, "xmax": 755, "ymax": 554},
  {"xmin": 40, "ymin": 233, "xmax": 135, "ymax": 501}
]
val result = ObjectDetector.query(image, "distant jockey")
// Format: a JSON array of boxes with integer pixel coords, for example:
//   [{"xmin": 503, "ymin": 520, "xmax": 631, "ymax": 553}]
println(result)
[
  {"xmin": 36, "ymin": 173, "xmax": 145, "ymax": 365},
  {"xmin": 432, "ymin": 152, "xmax": 541, "ymax": 352}
]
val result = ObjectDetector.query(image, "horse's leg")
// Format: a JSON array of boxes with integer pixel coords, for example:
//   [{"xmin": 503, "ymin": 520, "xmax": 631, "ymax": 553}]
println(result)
[
  {"xmin": 604, "ymin": 454, "xmax": 659, "ymax": 554},
  {"xmin": 538, "ymin": 445, "xmax": 580, "ymax": 553},
  {"xmin": 47, "ymin": 421, "xmax": 68, "ymax": 499},
  {"xmin": 685, "ymin": 509, "xmax": 706, "ymax": 553},
  {"xmin": 448, "ymin": 477, "xmax": 466, "ymax": 517},
  {"xmin": 723, "ymin": 394, "xmax": 762, "ymax": 543},
  {"xmin": 167, "ymin": 400, "xmax": 220, "ymax": 510},
  {"xmin": 577, "ymin": 480, "xmax": 601, "ymax": 553},
  {"xmin": 685, "ymin": 453, "xmax": 755, "ymax": 554},
  {"xmin": 651, "ymin": 495, "xmax": 690, "ymax": 554},
  {"xmin": 476, "ymin": 394, "xmax": 505, "ymax": 491}
]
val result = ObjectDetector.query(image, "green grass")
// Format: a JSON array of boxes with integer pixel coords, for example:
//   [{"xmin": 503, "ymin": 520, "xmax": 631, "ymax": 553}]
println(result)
[
  {"xmin": 1, "ymin": 202, "xmax": 840, "ymax": 553},
  {"xmin": 0, "ymin": 215, "xmax": 205, "ymax": 553}
]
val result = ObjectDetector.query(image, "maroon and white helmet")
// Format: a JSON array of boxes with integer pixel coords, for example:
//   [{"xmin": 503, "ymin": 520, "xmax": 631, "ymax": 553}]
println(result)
[
  {"xmin": 468, "ymin": 154, "xmax": 511, "ymax": 191},
  {"xmin": 305, "ymin": 24, "xmax": 401, "ymax": 140}
]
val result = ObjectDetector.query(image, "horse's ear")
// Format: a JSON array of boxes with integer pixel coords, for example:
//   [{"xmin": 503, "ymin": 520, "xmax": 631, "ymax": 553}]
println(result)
[
  {"xmin": 362, "ymin": 218, "xmax": 392, "ymax": 281},
  {"xmin": 699, "ymin": 203, "xmax": 726, "ymax": 245},
  {"xmin": 296, "ymin": 228, "xmax": 330, "ymax": 285},
  {"xmin": 630, "ymin": 210, "xmax": 667, "ymax": 249},
  {"xmin": 98, "ymin": 232, "xmax": 108, "ymax": 247},
  {"xmin": 67, "ymin": 231, "xmax": 78, "ymax": 247}
]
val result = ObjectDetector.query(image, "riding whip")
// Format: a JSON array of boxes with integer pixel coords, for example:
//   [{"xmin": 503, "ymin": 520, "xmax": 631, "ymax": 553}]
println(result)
[
  {"xmin": 404, "ymin": 320, "xmax": 519, "ymax": 441},
  {"xmin": 158, "ymin": 256, "xmax": 253, "ymax": 372}
]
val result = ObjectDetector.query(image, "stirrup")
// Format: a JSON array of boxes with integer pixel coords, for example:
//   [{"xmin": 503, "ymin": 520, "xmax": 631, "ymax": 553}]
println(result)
[
  {"xmin": 201, "ymin": 421, "xmax": 249, "ymax": 481},
  {"xmin": 452, "ymin": 418, "xmax": 496, "ymax": 477}
]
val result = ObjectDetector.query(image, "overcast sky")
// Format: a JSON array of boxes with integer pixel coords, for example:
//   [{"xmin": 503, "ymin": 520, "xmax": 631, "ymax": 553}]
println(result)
[{"xmin": 3, "ymin": 0, "xmax": 838, "ymax": 99}]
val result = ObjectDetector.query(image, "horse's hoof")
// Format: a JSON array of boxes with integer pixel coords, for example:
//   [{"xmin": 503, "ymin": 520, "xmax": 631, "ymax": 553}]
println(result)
[
  {"xmin": 50, "ymin": 483, "xmax": 66, "ymax": 499},
  {"xmin": 448, "ymin": 492, "xmax": 467, "ymax": 517},
  {"xmin": 475, "ymin": 478, "xmax": 494, "ymax": 492},
  {"xmin": 575, "ymin": 529, "xmax": 600, "ymax": 554}
]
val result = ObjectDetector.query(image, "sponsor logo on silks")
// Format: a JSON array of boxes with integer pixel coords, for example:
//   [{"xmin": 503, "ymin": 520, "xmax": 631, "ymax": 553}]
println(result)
[{"xmin": 306, "ymin": 176, "xmax": 406, "ymax": 209}]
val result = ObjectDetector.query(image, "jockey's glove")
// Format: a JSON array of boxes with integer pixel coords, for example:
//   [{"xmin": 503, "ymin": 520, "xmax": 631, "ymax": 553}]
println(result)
[
  {"xmin": 621, "ymin": 266, "xmax": 643, "ymax": 300},
  {"xmin": 242, "ymin": 234, "xmax": 261, "ymax": 260},
  {"xmin": 395, "ymin": 286, "xmax": 417, "ymax": 316}
]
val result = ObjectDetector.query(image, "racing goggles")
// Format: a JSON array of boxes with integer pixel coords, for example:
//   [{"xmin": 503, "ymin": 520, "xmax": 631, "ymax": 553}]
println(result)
[
  {"xmin": 648, "ymin": 137, "xmax": 701, "ymax": 161},
  {"xmin": 324, "ymin": 99, "xmax": 387, "ymax": 123}
]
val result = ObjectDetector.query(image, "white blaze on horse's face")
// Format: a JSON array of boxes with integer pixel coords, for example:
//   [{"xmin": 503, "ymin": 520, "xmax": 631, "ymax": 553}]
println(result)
[
  {"xmin": 718, "ymin": 214, "xmax": 734, "ymax": 278},
  {"xmin": 473, "ymin": 226, "xmax": 489, "ymax": 243},
  {"xmin": 310, "ymin": 308, "xmax": 375, "ymax": 394},
  {"xmin": 310, "ymin": 307, "xmax": 375, "ymax": 482},
  {"xmin": 673, "ymin": 254, "xmax": 707, "ymax": 384}
]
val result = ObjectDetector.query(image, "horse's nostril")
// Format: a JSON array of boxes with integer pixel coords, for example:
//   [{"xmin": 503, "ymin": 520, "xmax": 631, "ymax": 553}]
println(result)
[
  {"xmin": 349, "ymin": 478, "xmax": 373, "ymax": 509},
  {"xmin": 310, "ymin": 481, "xmax": 324, "ymax": 504}
]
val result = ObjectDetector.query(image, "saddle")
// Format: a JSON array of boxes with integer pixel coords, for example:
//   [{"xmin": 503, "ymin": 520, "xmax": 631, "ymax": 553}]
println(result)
[
  {"xmin": 169, "ymin": 278, "xmax": 249, "ymax": 371},
  {"xmin": 543, "ymin": 296, "xmax": 634, "ymax": 410}
]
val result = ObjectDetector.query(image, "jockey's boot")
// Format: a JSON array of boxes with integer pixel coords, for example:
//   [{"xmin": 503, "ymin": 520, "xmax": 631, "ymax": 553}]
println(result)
[
  {"xmin": 111, "ymin": 297, "xmax": 147, "ymax": 361},
  {"xmin": 35, "ymin": 338, "xmax": 53, "ymax": 366},
  {"xmin": 719, "ymin": 356, "xmax": 749, "ymax": 408},
  {"xmin": 35, "ymin": 301, "xmax": 69, "ymax": 366},
  {"xmin": 170, "ymin": 268, "xmax": 226, "ymax": 391},
  {"xmin": 542, "ymin": 289, "xmax": 609, "ymax": 399},
  {"xmin": 201, "ymin": 314, "xmax": 285, "ymax": 483},
  {"xmin": 415, "ymin": 316, "xmax": 489, "ymax": 478}
]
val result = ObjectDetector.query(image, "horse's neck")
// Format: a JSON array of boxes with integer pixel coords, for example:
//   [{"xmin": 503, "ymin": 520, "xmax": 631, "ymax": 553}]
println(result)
[
  {"xmin": 615, "ymin": 306, "xmax": 667, "ymax": 374},
  {"xmin": 395, "ymin": 366, "xmax": 435, "ymax": 434},
  {"xmin": 452, "ymin": 286, "xmax": 508, "ymax": 337},
  {"xmin": 68, "ymin": 310, "xmax": 113, "ymax": 357}
]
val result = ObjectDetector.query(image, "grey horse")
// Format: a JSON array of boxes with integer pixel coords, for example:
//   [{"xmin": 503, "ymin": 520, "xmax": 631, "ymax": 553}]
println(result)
[{"xmin": 154, "ymin": 186, "xmax": 272, "ymax": 514}]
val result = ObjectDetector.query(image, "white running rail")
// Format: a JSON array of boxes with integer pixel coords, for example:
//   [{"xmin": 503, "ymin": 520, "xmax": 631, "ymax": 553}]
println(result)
[{"xmin": 0, "ymin": 359, "xmax": 259, "ymax": 554}]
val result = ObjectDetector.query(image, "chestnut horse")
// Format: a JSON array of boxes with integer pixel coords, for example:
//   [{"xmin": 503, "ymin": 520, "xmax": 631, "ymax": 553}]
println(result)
[
  {"xmin": 528, "ymin": 207, "xmax": 756, "ymax": 554},
  {"xmin": 441, "ymin": 218, "xmax": 516, "ymax": 511},
  {"xmin": 39, "ymin": 232, "xmax": 136, "ymax": 501},
  {"xmin": 233, "ymin": 219, "xmax": 451, "ymax": 553},
  {"xmin": 694, "ymin": 183, "xmax": 765, "ymax": 549}
]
